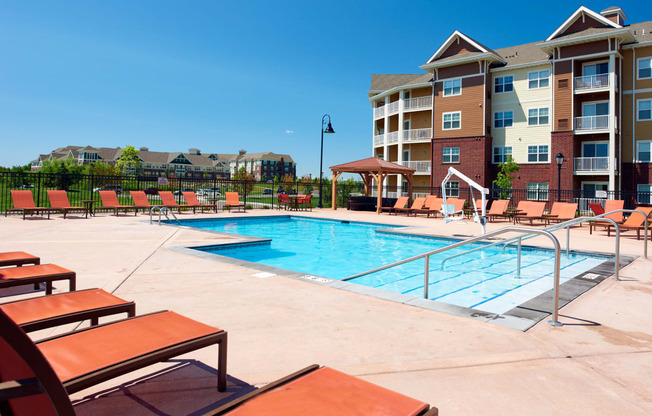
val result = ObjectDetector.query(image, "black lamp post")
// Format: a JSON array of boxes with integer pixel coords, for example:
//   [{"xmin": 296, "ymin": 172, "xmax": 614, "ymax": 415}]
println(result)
[
  {"xmin": 318, "ymin": 114, "xmax": 335, "ymax": 208},
  {"xmin": 555, "ymin": 153, "xmax": 564, "ymax": 202}
]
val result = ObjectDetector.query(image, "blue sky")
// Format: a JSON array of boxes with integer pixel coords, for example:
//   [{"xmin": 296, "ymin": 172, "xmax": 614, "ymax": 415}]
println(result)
[{"xmin": 0, "ymin": 1, "xmax": 646, "ymax": 177}]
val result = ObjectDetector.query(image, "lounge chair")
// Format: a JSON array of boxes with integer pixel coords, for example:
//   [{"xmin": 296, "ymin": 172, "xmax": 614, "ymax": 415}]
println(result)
[
  {"xmin": 98, "ymin": 191, "xmax": 139, "ymax": 216},
  {"xmin": 5, "ymin": 190, "xmax": 56, "ymax": 220},
  {"xmin": 0, "ymin": 288, "xmax": 135, "ymax": 332},
  {"xmin": 0, "ymin": 264, "xmax": 76, "ymax": 295},
  {"xmin": 396, "ymin": 197, "xmax": 425, "ymax": 216},
  {"xmin": 130, "ymin": 191, "xmax": 155, "ymax": 213},
  {"xmin": 46, "ymin": 190, "xmax": 88, "ymax": 219},
  {"xmin": 182, "ymin": 191, "xmax": 217, "ymax": 213},
  {"xmin": 412, "ymin": 195, "xmax": 438, "ymax": 216},
  {"xmin": 158, "ymin": 191, "xmax": 183, "ymax": 213},
  {"xmin": 486, "ymin": 199, "xmax": 511, "ymax": 222},
  {"xmin": 604, "ymin": 207, "xmax": 652, "ymax": 240},
  {"xmin": 0, "ymin": 309, "xmax": 228, "ymax": 412},
  {"xmin": 225, "ymin": 192, "xmax": 246, "ymax": 212},
  {"xmin": 209, "ymin": 364, "xmax": 438, "ymax": 416},
  {"xmin": 589, "ymin": 202, "xmax": 605, "ymax": 217},
  {"xmin": 0, "ymin": 251, "xmax": 40, "ymax": 268},
  {"xmin": 542, "ymin": 202, "xmax": 564, "ymax": 222},
  {"xmin": 510, "ymin": 200, "xmax": 532, "ymax": 223},
  {"xmin": 380, "ymin": 196, "xmax": 409, "ymax": 215},
  {"xmin": 297, "ymin": 194, "xmax": 312, "ymax": 211},
  {"xmin": 514, "ymin": 201, "xmax": 546, "ymax": 225},
  {"xmin": 426, "ymin": 198, "xmax": 445, "ymax": 218},
  {"xmin": 546, "ymin": 203, "xmax": 578, "ymax": 225},
  {"xmin": 464, "ymin": 199, "xmax": 487, "ymax": 218},
  {"xmin": 590, "ymin": 200, "xmax": 625, "ymax": 234}
]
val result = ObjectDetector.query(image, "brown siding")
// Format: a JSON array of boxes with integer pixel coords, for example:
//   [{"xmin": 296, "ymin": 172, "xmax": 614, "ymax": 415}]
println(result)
[
  {"xmin": 563, "ymin": 16, "xmax": 610, "ymax": 35},
  {"xmin": 404, "ymin": 110, "xmax": 432, "ymax": 129},
  {"xmin": 388, "ymin": 145, "xmax": 398, "ymax": 161},
  {"xmin": 440, "ymin": 38, "xmax": 481, "ymax": 59},
  {"xmin": 410, "ymin": 87, "xmax": 431, "ymax": 98},
  {"xmin": 554, "ymin": 61, "xmax": 573, "ymax": 131},
  {"xmin": 560, "ymin": 40, "xmax": 609, "ymax": 59},
  {"xmin": 403, "ymin": 143, "xmax": 430, "ymax": 161},
  {"xmin": 389, "ymin": 115, "xmax": 399, "ymax": 131},
  {"xmin": 633, "ymin": 46, "xmax": 652, "ymax": 91},
  {"xmin": 433, "ymin": 75, "xmax": 485, "ymax": 138},
  {"xmin": 438, "ymin": 62, "xmax": 480, "ymax": 79}
]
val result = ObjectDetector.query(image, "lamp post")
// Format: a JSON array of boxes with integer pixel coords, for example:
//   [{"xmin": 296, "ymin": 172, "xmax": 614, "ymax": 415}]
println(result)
[
  {"xmin": 318, "ymin": 114, "xmax": 335, "ymax": 208},
  {"xmin": 555, "ymin": 153, "xmax": 564, "ymax": 202}
]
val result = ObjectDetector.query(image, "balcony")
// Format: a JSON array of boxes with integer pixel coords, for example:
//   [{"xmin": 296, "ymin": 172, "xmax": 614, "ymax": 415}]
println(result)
[
  {"xmin": 404, "ymin": 96, "xmax": 432, "ymax": 111},
  {"xmin": 574, "ymin": 115, "xmax": 610, "ymax": 132},
  {"xmin": 373, "ymin": 106, "xmax": 385, "ymax": 119},
  {"xmin": 387, "ymin": 101, "xmax": 399, "ymax": 116},
  {"xmin": 373, "ymin": 135, "xmax": 384, "ymax": 147},
  {"xmin": 573, "ymin": 157, "xmax": 610, "ymax": 173},
  {"xmin": 387, "ymin": 131, "xmax": 399, "ymax": 144},
  {"xmin": 403, "ymin": 128, "xmax": 432, "ymax": 142},
  {"xmin": 575, "ymin": 74, "xmax": 610, "ymax": 92},
  {"xmin": 397, "ymin": 160, "xmax": 432, "ymax": 173}
]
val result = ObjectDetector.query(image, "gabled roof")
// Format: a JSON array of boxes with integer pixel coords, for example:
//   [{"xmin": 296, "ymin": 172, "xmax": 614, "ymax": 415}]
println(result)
[
  {"xmin": 426, "ymin": 30, "xmax": 492, "ymax": 64},
  {"xmin": 369, "ymin": 74, "xmax": 432, "ymax": 92},
  {"xmin": 546, "ymin": 6, "xmax": 621, "ymax": 41},
  {"xmin": 420, "ymin": 31, "xmax": 505, "ymax": 71},
  {"xmin": 330, "ymin": 157, "xmax": 415, "ymax": 174}
]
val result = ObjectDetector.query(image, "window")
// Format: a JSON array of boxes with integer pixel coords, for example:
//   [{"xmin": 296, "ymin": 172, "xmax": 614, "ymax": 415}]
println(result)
[
  {"xmin": 638, "ymin": 184, "xmax": 652, "ymax": 204},
  {"xmin": 583, "ymin": 62, "xmax": 609, "ymax": 76},
  {"xmin": 528, "ymin": 70, "xmax": 550, "ymax": 89},
  {"xmin": 442, "ymin": 147, "xmax": 460, "ymax": 163},
  {"xmin": 443, "ymin": 79, "xmax": 461, "ymax": 96},
  {"xmin": 443, "ymin": 112, "xmax": 461, "ymax": 130},
  {"xmin": 638, "ymin": 57, "xmax": 652, "ymax": 79},
  {"xmin": 527, "ymin": 145, "xmax": 549, "ymax": 162},
  {"xmin": 638, "ymin": 99, "xmax": 652, "ymax": 121},
  {"xmin": 528, "ymin": 108, "xmax": 549, "ymax": 125},
  {"xmin": 445, "ymin": 181, "xmax": 459, "ymax": 197},
  {"xmin": 494, "ymin": 111, "xmax": 513, "ymax": 128},
  {"xmin": 494, "ymin": 75, "xmax": 513, "ymax": 93},
  {"xmin": 582, "ymin": 142, "xmax": 609, "ymax": 158},
  {"xmin": 527, "ymin": 183, "xmax": 549, "ymax": 201},
  {"xmin": 637, "ymin": 141, "xmax": 651, "ymax": 162},
  {"xmin": 493, "ymin": 146, "xmax": 512, "ymax": 164}
]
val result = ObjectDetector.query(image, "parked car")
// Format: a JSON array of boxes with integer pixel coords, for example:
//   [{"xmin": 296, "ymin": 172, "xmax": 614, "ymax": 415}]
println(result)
[
  {"xmin": 18, "ymin": 184, "xmax": 34, "ymax": 189},
  {"xmin": 197, "ymin": 188, "xmax": 221, "ymax": 197},
  {"xmin": 173, "ymin": 188, "xmax": 197, "ymax": 195},
  {"xmin": 143, "ymin": 187, "xmax": 159, "ymax": 195},
  {"xmin": 262, "ymin": 188, "xmax": 273, "ymax": 195},
  {"xmin": 93, "ymin": 184, "xmax": 123, "ymax": 195},
  {"xmin": 277, "ymin": 186, "xmax": 286, "ymax": 194}
]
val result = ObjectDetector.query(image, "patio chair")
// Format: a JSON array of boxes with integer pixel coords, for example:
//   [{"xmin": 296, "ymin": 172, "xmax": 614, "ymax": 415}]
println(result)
[
  {"xmin": 0, "ymin": 288, "xmax": 135, "ymax": 333},
  {"xmin": 5, "ymin": 190, "xmax": 56, "ymax": 220},
  {"xmin": 158, "ymin": 191, "xmax": 183, "ymax": 214},
  {"xmin": 396, "ymin": 197, "xmax": 425, "ymax": 216},
  {"xmin": 297, "ymin": 194, "xmax": 312, "ymax": 211},
  {"xmin": 604, "ymin": 207, "xmax": 652, "ymax": 240},
  {"xmin": 590, "ymin": 200, "xmax": 625, "ymax": 234},
  {"xmin": 208, "ymin": 364, "xmax": 438, "ymax": 416},
  {"xmin": 225, "ymin": 192, "xmax": 246, "ymax": 212},
  {"xmin": 0, "ymin": 251, "xmax": 40, "ymax": 268},
  {"xmin": 0, "ymin": 264, "xmax": 76, "ymax": 295},
  {"xmin": 277, "ymin": 193, "xmax": 290, "ymax": 210},
  {"xmin": 46, "ymin": 190, "xmax": 88, "ymax": 219},
  {"xmin": 546, "ymin": 203, "xmax": 578, "ymax": 225},
  {"xmin": 440, "ymin": 198, "xmax": 466, "ymax": 219},
  {"xmin": 380, "ymin": 196, "xmax": 409, "ymax": 215},
  {"xmin": 0, "ymin": 309, "xmax": 228, "ymax": 414},
  {"xmin": 464, "ymin": 199, "xmax": 487, "ymax": 219},
  {"xmin": 412, "ymin": 195, "xmax": 438, "ymax": 216},
  {"xmin": 130, "ymin": 191, "xmax": 155, "ymax": 212},
  {"xmin": 588, "ymin": 202, "xmax": 605, "ymax": 216},
  {"xmin": 98, "ymin": 191, "xmax": 139, "ymax": 216},
  {"xmin": 182, "ymin": 191, "xmax": 217, "ymax": 213},
  {"xmin": 513, "ymin": 201, "xmax": 546, "ymax": 226},
  {"xmin": 486, "ymin": 199, "xmax": 511, "ymax": 222}
]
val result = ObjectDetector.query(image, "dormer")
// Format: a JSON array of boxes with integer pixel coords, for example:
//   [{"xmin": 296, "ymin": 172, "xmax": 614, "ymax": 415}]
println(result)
[
  {"xmin": 420, "ymin": 30, "xmax": 505, "ymax": 72},
  {"xmin": 600, "ymin": 7, "xmax": 627, "ymax": 26}
]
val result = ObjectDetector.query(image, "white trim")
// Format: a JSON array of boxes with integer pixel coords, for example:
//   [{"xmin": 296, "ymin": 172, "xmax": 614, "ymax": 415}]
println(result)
[
  {"xmin": 527, "ymin": 107, "xmax": 550, "ymax": 126},
  {"xmin": 493, "ymin": 110, "xmax": 514, "ymax": 129},
  {"xmin": 546, "ymin": 6, "xmax": 621, "ymax": 42},
  {"xmin": 420, "ymin": 52, "xmax": 504, "ymax": 71},
  {"xmin": 526, "ymin": 144, "xmax": 550, "ymax": 163},
  {"xmin": 368, "ymin": 82, "xmax": 432, "ymax": 102},
  {"xmin": 491, "ymin": 61, "xmax": 551, "ymax": 73},
  {"xmin": 637, "ymin": 98, "xmax": 652, "ymax": 122},
  {"xmin": 442, "ymin": 111, "xmax": 461, "ymax": 130},
  {"xmin": 492, "ymin": 146, "xmax": 513, "ymax": 164},
  {"xmin": 443, "ymin": 78, "xmax": 462, "ymax": 97},
  {"xmin": 636, "ymin": 140, "xmax": 652, "ymax": 163},
  {"xmin": 433, "ymin": 72, "xmax": 483, "ymax": 83},
  {"xmin": 442, "ymin": 146, "xmax": 460, "ymax": 164},
  {"xmin": 637, "ymin": 56, "xmax": 652, "ymax": 80},
  {"xmin": 427, "ymin": 30, "xmax": 491, "ymax": 64},
  {"xmin": 527, "ymin": 69, "xmax": 550, "ymax": 89},
  {"xmin": 552, "ymin": 50, "xmax": 622, "ymax": 63},
  {"xmin": 493, "ymin": 74, "xmax": 514, "ymax": 94},
  {"xmin": 540, "ymin": 29, "xmax": 631, "ymax": 50},
  {"xmin": 623, "ymin": 40, "xmax": 652, "ymax": 49},
  {"xmin": 623, "ymin": 88, "xmax": 652, "ymax": 95}
]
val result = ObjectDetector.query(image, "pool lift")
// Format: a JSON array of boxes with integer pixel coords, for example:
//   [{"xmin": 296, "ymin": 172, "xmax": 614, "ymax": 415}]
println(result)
[{"xmin": 441, "ymin": 167, "xmax": 489, "ymax": 234}]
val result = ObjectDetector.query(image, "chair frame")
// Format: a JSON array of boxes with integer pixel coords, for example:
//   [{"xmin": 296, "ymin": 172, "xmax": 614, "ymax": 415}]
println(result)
[
  {"xmin": 182, "ymin": 191, "xmax": 217, "ymax": 213},
  {"xmin": 98, "ymin": 191, "xmax": 139, "ymax": 216},
  {"xmin": 5, "ymin": 190, "xmax": 56, "ymax": 220},
  {"xmin": 225, "ymin": 192, "xmax": 246, "ymax": 212},
  {"xmin": 0, "ymin": 264, "xmax": 76, "ymax": 295},
  {"xmin": 0, "ymin": 252, "xmax": 40, "ymax": 268},
  {"xmin": 46, "ymin": 190, "xmax": 89, "ymax": 219}
]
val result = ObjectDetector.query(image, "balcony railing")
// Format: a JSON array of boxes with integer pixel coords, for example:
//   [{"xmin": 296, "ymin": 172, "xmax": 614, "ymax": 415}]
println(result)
[
  {"xmin": 573, "ymin": 157, "xmax": 610, "ymax": 172},
  {"xmin": 387, "ymin": 131, "xmax": 399, "ymax": 144},
  {"xmin": 404, "ymin": 96, "xmax": 432, "ymax": 110},
  {"xmin": 397, "ymin": 160, "xmax": 432, "ymax": 173},
  {"xmin": 373, "ymin": 135, "xmax": 384, "ymax": 146},
  {"xmin": 387, "ymin": 101, "xmax": 399, "ymax": 115},
  {"xmin": 575, "ymin": 115, "xmax": 609, "ymax": 131},
  {"xmin": 373, "ymin": 106, "xmax": 385, "ymax": 119},
  {"xmin": 403, "ymin": 128, "xmax": 432, "ymax": 142},
  {"xmin": 575, "ymin": 74, "xmax": 609, "ymax": 91}
]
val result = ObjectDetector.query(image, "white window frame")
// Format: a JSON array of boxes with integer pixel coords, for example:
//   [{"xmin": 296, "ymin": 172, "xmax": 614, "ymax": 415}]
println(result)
[
  {"xmin": 637, "ymin": 57, "xmax": 652, "ymax": 80},
  {"xmin": 443, "ymin": 78, "xmax": 461, "ymax": 97},
  {"xmin": 442, "ymin": 147, "xmax": 460, "ymax": 164},
  {"xmin": 637, "ymin": 99, "xmax": 652, "ymax": 121},
  {"xmin": 527, "ymin": 182, "xmax": 549, "ymax": 201},
  {"xmin": 445, "ymin": 181, "xmax": 459, "ymax": 197},
  {"xmin": 494, "ymin": 75, "xmax": 514, "ymax": 94},
  {"xmin": 442, "ymin": 111, "xmax": 461, "ymax": 130},
  {"xmin": 528, "ymin": 107, "xmax": 550, "ymax": 126},
  {"xmin": 527, "ymin": 145, "xmax": 549, "ymax": 163},
  {"xmin": 637, "ymin": 184, "xmax": 652, "ymax": 204},
  {"xmin": 492, "ymin": 146, "xmax": 513, "ymax": 164},
  {"xmin": 493, "ymin": 111, "xmax": 514, "ymax": 128},
  {"xmin": 637, "ymin": 140, "xmax": 652, "ymax": 163},
  {"xmin": 528, "ymin": 70, "xmax": 550, "ymax": 89}
]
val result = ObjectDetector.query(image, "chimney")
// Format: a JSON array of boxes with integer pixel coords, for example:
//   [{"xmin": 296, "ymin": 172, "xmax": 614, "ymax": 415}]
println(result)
[
  {"xmin": 188, "ymin": 148, "xmax": 201, "ymax": 155},
  {"xmin": 139, "ymin": 147, "xmax": 149, "ymax": 151},
  {"xmin": 238, "ymin": 149, "xmax": 247, "ymax": 156},
  {"xmin": 600, "ymin": 7, "xmax": 626, "ymax": 26}
]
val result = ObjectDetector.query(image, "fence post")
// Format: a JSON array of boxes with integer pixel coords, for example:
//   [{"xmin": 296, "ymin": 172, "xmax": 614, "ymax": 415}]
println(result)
[{"xmin": 36, "ymin": 172, "xmax": 42, "ymax": 206}]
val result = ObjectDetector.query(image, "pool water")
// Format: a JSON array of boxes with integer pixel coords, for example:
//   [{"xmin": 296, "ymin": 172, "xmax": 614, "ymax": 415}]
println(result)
[{"xmin": 184, "ymin": 216, "xmax": 608, "ymax": 315}]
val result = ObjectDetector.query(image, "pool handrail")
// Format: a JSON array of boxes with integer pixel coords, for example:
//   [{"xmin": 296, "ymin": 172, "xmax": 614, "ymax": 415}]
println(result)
[
  {"xmin": 149, "ymin": 206, "xmax": 180, "ymax": 225},
  {"xmin": 342, "ymin": 226, "xmax": 564, "ymax": 326}
]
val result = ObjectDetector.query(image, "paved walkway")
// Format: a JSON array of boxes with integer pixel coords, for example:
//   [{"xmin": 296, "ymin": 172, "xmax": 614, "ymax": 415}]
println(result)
[{"xmin": 1, "ymin": 208, "xmax": 650, "ymax": 415}]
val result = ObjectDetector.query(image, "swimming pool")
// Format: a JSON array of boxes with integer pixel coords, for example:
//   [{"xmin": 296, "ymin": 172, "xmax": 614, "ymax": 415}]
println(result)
[{"xmin": 178, "ymin": 216, "xmax": 611, "ymax": 317}]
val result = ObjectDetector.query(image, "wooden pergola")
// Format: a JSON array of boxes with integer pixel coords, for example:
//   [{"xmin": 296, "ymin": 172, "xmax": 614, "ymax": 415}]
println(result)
[{"xmin": 329, "ymin": 157, "xmax": 415, "ymax": 214}]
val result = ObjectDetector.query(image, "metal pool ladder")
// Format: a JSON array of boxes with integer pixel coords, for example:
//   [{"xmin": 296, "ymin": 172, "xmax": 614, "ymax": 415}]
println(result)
[{"xmin": 149, "ymin": 206, "xmax": 180, "ymax": 225}]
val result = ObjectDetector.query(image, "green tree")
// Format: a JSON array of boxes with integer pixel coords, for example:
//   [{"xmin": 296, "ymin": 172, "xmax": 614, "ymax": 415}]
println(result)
[
  {"xmin": 492, "ymin": 156, "xmax": 519, "ymax": 200},
  {"xmin": 40, "ymin": 156, "xmax": 88, "ymax": 190},
  {"xmin": 116, "ymin": 145, "xmax": 142, "ymax": 175},
  {"xmin": 232, "ymin": 167, "xmax": 255, "ymax": 194}
]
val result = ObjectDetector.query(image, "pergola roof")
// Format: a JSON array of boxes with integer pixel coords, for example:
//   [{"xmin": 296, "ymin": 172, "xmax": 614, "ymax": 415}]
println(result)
[{"xmin": 330, "ymin": 157, "xmax": 416, "ymax": 175}]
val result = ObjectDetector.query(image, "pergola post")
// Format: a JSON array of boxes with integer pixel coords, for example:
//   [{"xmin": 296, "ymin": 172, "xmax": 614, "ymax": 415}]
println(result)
[
  {"xmin": 375, "ymin": 173, "xmax": 385, "ymax": 214},
  {"xmin": 331, "ymin": 172, "xmax": 341, "ymax": 210}
]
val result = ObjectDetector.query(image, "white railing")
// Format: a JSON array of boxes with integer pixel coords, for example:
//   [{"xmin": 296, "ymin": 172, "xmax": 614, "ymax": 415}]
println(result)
[
  {"xmin": 387, "ymin": 131, "xmax": 399, "ymax": 144},
  {"xmin": 399, "ymin": 160, "xmax": 432, "ymax": 173},
  {"xmin": 374, "ymin": 106, "xmax": 385, "ymax": 119},
  {"xmin": 387, "ymin": 101, "xmax": 399, "ymax": 115},
  {"xmin": 403, "ymin": 128, "xmax": 432, "ymax": 142},
  {"xmin": 404, "ymin": 96, "xmax": 432, "ymax": 110},
  {"xmin": 575, "ymin": 115, "xmax": 610, "ymax": 131},
  {"xmin": 573, "ymin": 157, "xmax": 610, "ymax": 172},
  {"xmin": 373, "ymin": 135, "xmax": 384, "ymax": 146},
  {"xmin": 575, "ymin": 74, "xmax": 609, "ymax": 91}
]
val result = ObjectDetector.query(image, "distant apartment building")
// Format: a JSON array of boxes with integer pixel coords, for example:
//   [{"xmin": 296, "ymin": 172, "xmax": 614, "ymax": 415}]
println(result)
[
  {"xmin": 32, "ymin": 146, "xmax": 296, "ymax": 180},
  {"xmin": 369, "ymin": 6, "xmax": 652, "ymax": 202}
]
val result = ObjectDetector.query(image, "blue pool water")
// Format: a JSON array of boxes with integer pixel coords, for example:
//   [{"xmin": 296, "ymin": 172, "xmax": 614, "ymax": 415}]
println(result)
[{"xmin": 183, "ymin": 216, "xmax": 608, "ymax": 314}]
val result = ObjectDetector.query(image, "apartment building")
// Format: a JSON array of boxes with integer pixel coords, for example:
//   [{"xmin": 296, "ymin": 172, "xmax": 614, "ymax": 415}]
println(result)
[{"xmin": 369, "ymin": 6, "xmax": 652, "ymax": 202}]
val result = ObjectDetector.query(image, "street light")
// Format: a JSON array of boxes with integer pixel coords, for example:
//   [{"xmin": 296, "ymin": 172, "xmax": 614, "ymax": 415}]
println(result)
[
  {"xmin": 555, "ymin": 153, "xmax": 564, "ymax": 202},
  {"xmin": 318, "ymin": 114, "xmax": 335, "ymax": 208}
]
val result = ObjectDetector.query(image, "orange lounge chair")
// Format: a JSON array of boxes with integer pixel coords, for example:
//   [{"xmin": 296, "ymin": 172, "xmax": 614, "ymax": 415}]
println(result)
[
  {"xmin": 604, "ymin": 207, "xmax": 652, "ymax": 240},
  {"xmin": 98, "ymin": 191, "xmax": 139, "ymax": 216},
  {"xmin": 182, "ymin": 191, "xmax": 217, "ymax": 213},
  {"xmin": 442, "ymin": 198, "xmax": 466, "ymax": 217},
  {"xmin": 0, "ymin": 288, "xmax": 135, "ymax": 333},
  {"xmin": 542, "ymin": 202, "xmax": 564, "ymax": 221},
  {"xmin": 225, "ymin": 192, "xmax": 246, "ymax": 212},
  {"xmin": 0, "ymin": 251, "xmax": 40, "ymax": 268},
  {"xmin": 0, "ymin": 309, "xmax": 228, "ymax": 412},
  {"xmin": 487, "ymin": 199, "xmax": 511, "ymax": 222},
  {"xmin": 46, "ymin": 190, "xmax": 88, "ymax": 219},
  {"xmin": 425, "ymin": 198, "xmax": 445, "ymax": 218},
  {"xmin": 412, "ymin": 195, "xmax": 438, "ymax": 216},
  {"xmin": 0, "ymin": 264, "xmax": 76, "ymax": 295},
  {"xmin": 589, "ymin": 202, "xmax": 605, "ymax": 217},
  {"xmin": 395, "ymin": 197, "xmax": 425, "ymax": 216},
  {"xmin": 209, "ymin": 364, "xmax": 438, "ymax": 416},
  {"xmin": 158, "ymin": 191, "xmax": 183, "ymax": 213},
  {"xmin": 590, "ymin": 200, "xmax": 625, "ymax": 234},
  {"xmin": 130, "ymin": 191, "xmax": 155, "ymax": 213},
  {"xmin": 546, "ymin": 203, "xmax": 578, "ymax": 225},
  {"xmin": 5, "ymin": 190, "xmax": 56, "ymax": 220},
  {"xmin": 380, "ymin": 196, "xmax": 409, "ymax": 215},
  {"xmin": 514, "ymin": 201, "xmax": 546, "ymax": 225}
]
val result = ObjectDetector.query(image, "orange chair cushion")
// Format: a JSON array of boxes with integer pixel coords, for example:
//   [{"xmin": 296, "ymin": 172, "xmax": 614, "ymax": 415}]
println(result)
[
  {"xmin": 0, "ymin": 264, "xmax": 73, "ymax": 282},
  {"xmin": 0, "ymin": 251, "xmax": 39, "ymax": 263}
]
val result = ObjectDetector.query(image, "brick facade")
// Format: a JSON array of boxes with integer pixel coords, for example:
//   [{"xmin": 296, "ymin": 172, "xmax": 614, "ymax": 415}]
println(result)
[
  {"xmin": 550, "ymin": 131, "xmax": 575, "ymax": 190},
  {"xmin": 431, "ymin": 136, "xmax": 492, "ymax": 188}
]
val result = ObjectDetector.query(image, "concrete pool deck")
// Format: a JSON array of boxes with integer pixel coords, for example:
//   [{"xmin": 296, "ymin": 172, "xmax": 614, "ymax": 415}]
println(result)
[{"xmin": 1, "ymin": 208, "xmax": 651, "ymax": 415}]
